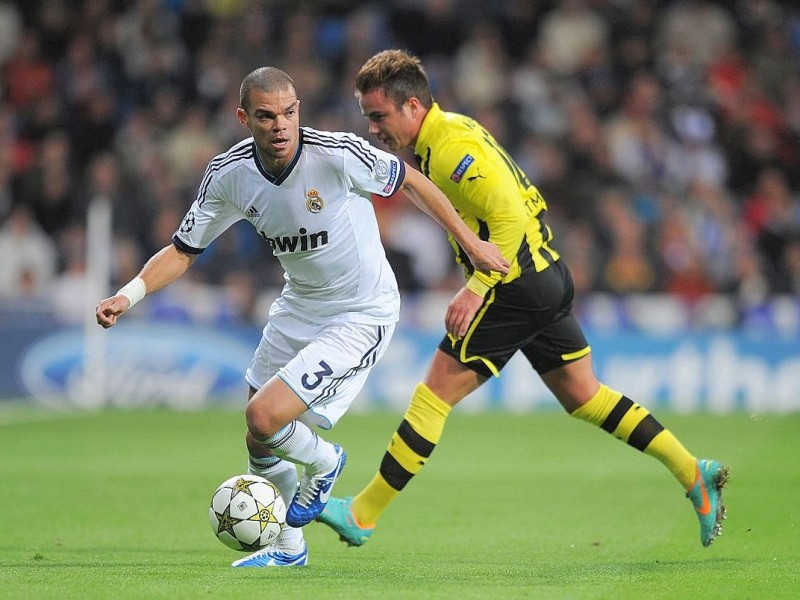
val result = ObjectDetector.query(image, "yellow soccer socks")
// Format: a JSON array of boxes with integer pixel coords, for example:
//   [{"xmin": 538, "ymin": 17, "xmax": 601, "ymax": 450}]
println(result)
[
  {"xmin": 571, "ymin": 384, "xmax": 697, "ymax": 489},
  {"xmin": 352, "ymin": 383, "xmax": 452, "ymax": 526}
]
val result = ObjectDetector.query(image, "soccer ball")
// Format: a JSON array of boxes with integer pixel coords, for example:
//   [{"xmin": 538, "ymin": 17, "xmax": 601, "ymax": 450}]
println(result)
[{"xmin": 208, "ymin": 474, "xmax": 286, "ymax": 551}]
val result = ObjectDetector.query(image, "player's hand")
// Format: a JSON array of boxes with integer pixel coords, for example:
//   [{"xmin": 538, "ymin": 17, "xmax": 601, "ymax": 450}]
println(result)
[
  {"xmin": 95, "ymin": 295, "xmax": 131, "ymax": 329},
  {"xmin": 466, "ymin": 240, "xmax": 509, "ymax": 277},
  {"xmin": 445, "ymin": 286, "xmax": 485, "ymax": 338}
]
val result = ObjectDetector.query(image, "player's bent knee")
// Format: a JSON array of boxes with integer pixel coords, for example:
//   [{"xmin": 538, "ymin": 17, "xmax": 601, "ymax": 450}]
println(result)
[{"xmin": 245, "ymin": 402, "xmax": 282, "ymax": 441}]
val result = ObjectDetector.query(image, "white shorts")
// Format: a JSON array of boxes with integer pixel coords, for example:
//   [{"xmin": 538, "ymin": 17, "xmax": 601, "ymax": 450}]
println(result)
[{"xmin": 245, "ymin": 310, "xmax": 395, "ymax": 430}]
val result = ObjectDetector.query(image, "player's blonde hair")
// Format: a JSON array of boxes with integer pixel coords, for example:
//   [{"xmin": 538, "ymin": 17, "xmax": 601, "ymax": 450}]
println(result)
[
  {"xmin": 240, "ymin": 67, "xmax": 297, "ymax": 112},
  {"xmin": 355, "ymin": 49, "xmax": 433, "ymax": 109}
]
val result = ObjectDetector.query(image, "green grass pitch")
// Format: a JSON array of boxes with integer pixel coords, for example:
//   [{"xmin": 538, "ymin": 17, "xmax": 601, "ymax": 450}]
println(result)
[{"xmin": 0, "ymin": 406, "xmax": 798, "ymax": 599}]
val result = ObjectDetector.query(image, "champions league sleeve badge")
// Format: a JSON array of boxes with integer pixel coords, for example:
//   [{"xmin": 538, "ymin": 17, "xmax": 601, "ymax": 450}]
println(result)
[
  {"xmin": 179, "ymin": 210, "xmax": 196, "ymax": 233},
  {"xmin": 375, "ymin": 159, "xmax": 399, "ymax": 193},
  {"xmin": 306, "ymin": 189, "xmax": 324, "ymax": 213},
  {"xmin": 374, "ymin": 159, "xmax": 390, "ymax": 182}
]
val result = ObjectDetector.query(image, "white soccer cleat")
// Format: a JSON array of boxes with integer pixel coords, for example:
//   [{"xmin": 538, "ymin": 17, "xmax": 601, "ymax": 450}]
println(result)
[{"xmin": 231, "ymin": 541, "xmax": 308, "ymax": 567}]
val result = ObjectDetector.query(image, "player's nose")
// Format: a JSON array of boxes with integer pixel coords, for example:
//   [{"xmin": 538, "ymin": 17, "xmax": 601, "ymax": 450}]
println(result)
[{"xmin": 272, "ymin": 114, "xmax": 288, "ymax": 130}]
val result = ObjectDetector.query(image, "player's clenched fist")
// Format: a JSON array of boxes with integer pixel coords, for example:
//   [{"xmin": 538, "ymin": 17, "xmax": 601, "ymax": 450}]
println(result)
[
  {"xmin": 95, "ymin": 295, "xmax": 131, "ymax": 329},
  {"xmin": 95, "ymin": 275, "xmax": 146, "ymax": 328}
]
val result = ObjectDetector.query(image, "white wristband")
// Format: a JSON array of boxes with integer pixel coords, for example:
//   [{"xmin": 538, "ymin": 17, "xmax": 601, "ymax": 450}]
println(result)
[{"xmin": 116, "ymin": 277, "xmax": 147, "ymax": 308}]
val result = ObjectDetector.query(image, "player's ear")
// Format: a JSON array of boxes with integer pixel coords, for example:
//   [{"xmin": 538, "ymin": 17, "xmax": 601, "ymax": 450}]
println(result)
[
  {"xmin": 407, "ymin": 97, "xmax": 420, "ymax": 118},
  {"xmin": 236, "ymin": 107, "xmax": 249, "ymax": 128}
]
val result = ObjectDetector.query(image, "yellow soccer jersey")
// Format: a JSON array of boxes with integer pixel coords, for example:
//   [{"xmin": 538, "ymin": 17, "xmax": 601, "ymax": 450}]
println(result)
[{"xmin": 414, "ymin": 103, "xmax": 559, "ymax": 296}]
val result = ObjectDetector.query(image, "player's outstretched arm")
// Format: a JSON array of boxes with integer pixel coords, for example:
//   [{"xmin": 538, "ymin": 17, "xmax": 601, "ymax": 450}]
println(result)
[
  {"xmin": 399, "ymin": 165, "xmax": 510, "ymax": 277},
  {"xmin": 95, "ymin": 244, "xmax": 196, "ymax": 329}
]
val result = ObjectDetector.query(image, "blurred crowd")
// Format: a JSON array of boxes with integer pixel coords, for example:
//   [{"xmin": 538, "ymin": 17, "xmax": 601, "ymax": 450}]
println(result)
[{"xmin": 0, "ymin": 0, "xmax": 799, "ymax": 327}]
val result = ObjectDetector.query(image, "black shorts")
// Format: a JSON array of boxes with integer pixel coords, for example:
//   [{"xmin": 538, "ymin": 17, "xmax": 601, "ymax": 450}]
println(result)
[{"xmin": 438, "ymin": 260, "xmax": 590, "ymax": 378}]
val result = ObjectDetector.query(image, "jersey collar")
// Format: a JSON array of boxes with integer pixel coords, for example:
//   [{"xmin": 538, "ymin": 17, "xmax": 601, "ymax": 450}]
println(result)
[{"xmin": 252, "ymin": 131, "xmax": 304, "ymax": 185}]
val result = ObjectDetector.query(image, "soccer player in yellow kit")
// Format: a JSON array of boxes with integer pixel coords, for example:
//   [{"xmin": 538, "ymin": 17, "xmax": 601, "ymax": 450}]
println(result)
[{"xmin": 318, "ymin": 50, "xmax": 729, "ymax": 548}]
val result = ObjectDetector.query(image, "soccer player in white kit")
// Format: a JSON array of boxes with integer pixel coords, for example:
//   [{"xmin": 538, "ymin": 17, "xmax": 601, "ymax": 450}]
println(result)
[{"xmin": 95, "ymin": 66, "xmax": 509, "ymax": 567}]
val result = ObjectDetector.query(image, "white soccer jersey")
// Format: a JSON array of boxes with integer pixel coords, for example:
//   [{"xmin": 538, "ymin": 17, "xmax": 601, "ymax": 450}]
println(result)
[{"xmin": 173, "ymin": 127, "xmax": 406, "ymax": 324}]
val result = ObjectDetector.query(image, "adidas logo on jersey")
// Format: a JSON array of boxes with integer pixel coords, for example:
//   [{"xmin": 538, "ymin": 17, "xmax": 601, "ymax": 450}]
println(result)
[
  {"xmin": 245, "ymin": 206, "xmax": 260, "ymax": 219},
  {"xmin": 260, "ymin": 228, "xmax": 329, "ymax": 253}
]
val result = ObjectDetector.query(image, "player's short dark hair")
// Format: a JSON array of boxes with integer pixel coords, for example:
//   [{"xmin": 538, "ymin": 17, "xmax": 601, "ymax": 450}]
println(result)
[
  {"xmin": 240, "ymin": 67, "xmax": 297, "ymax": 112},
  {"xmin": 355, "ymin": 49, "xmax": 433, "ymax": 109}
]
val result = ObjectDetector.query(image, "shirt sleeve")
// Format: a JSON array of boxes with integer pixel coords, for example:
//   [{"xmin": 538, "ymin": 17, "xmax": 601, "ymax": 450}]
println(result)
[
  {"xmin": 342, "ymin": 133, "xmax": 406, "ymax": 198},
  {"xmin": 433, "ymin": 141, "xmax": 530, "ymax": 294},
  {"xmin": 172, "ymin": 175, "xmax": 242, "ymax": 253}
]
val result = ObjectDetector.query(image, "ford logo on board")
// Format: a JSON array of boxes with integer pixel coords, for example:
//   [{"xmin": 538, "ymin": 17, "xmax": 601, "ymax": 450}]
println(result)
[{"xmin": 20, "ymin": 323, "xmax": 254, "ymax": 409}]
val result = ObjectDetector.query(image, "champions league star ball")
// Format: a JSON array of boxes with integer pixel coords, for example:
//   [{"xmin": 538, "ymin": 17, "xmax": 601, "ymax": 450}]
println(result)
[{"xmin": 209, "ymin": 474, "xmax": 286, "ymax": 551}]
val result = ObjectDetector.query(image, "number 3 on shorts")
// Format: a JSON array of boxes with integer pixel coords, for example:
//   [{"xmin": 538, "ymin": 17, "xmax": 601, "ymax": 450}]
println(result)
[{"xmin": 301, "ymin": 361, "xmax": 333, "ymax": 390}]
